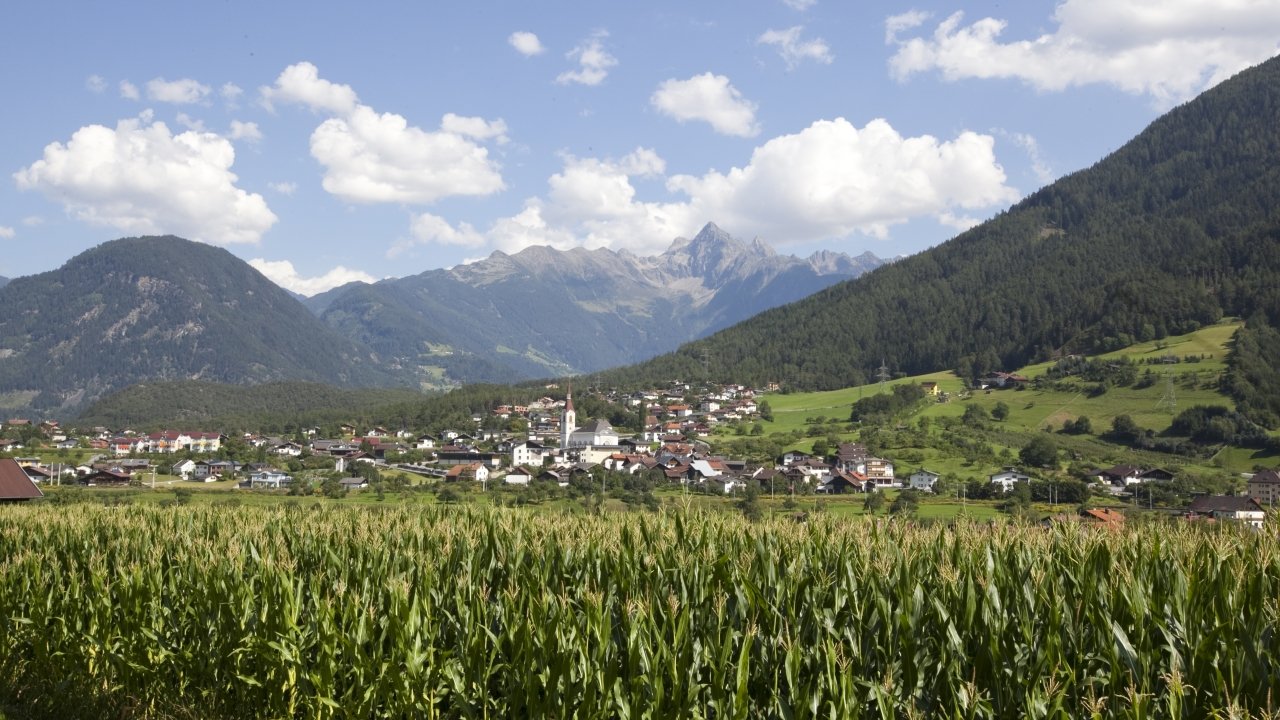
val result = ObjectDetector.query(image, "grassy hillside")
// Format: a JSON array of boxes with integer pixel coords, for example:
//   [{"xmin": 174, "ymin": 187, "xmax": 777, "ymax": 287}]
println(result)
[{"xmin": 718, "ymin": 320, "xmax": 1275, "ymax": 488}]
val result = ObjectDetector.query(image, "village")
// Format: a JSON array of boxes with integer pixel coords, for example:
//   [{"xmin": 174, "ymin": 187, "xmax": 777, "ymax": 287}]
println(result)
[{"xmin": 0, "ymin": 377, "xmax": 1275, "ymax": 528}]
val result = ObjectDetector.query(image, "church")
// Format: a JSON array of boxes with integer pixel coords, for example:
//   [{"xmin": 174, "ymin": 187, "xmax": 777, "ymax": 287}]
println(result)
[{"xmin": 560, "ymin": 389, "xmax": 621, "ymax": 461}]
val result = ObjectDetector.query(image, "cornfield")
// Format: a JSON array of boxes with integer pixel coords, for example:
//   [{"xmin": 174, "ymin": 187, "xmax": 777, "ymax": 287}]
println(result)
[{"xmin": 0, "ymin": 504, "xmax": 1276, "ymax": 719}]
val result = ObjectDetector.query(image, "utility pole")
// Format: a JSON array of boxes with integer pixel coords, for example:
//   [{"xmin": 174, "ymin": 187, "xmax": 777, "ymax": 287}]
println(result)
[{"xmin": 877, "ymin": 359, "xmax": 891, "ymax": 394}]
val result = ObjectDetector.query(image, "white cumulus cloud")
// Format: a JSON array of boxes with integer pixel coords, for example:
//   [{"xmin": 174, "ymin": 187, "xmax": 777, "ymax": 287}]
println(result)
[
  {"xmin": 783, "ymin": 0, "xmax": 817, "ymax": 9},
  {"xmin": 651, "ymin": 73, "xmax": 760, "ymax": 137},
  {"xmin": 86, "ymin": 75, "xmax": 107, "ymax": 93},
  {"xmin": 146, "ymin": 77, "xmax": 211, "ymax": 104},
  {"xmin": 119, "ymin": 80, "xmax": 140, "ymax": 100},
  {"xmin": 14, "ymin": 116, "xmax": 277, "ymax": 244},
  {"xmin": 259, "ymin": 62, "xmax": 358, "ymax": 115},
  {"xmin": 0, "ymin": 226, "xmax": 14, "ymax": 239},
  {"xmin": 440, "ymin": 113, "xmax": 509, "ymax": 143},
  {"xmin": 556, "ymin": 31, "xmax": 617, "ymax": 86},
  {"xmin": 262, "ymin": 62, "xmax": 506, "ymax": 204},
  {"xmin": 667, "ymin": 118, "xmax": 1019, "ymax": 242},
  {"xmin": 888, "ymin": 0, "xmax": 1280, "ymax": 105},
  {"xmin": 248, "ymin": 258, "xmax": 375, "ymax": 296},
  {"xmin": 758, "ymin": 26, "xmax": 834, "ymax": 69},
  {"xmin": 229, "ymin": 120, "xmax": 263, "ymax": 143},
  {"xmin": 268, "ymin": 181, "xmax": 297, "ymax": 195},
  {"xmin": 508, "ymin": 31, "xmax": 545, "ymax": 56},
  {"xmin": 387, "ymin": 212, "xmax": 488, "ymax": 257}
]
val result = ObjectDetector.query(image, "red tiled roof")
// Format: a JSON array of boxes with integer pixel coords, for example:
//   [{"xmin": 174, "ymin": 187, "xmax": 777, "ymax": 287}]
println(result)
[{"xmin": 0, "ymin": 458, "xmax": 43, "ymax": 500}]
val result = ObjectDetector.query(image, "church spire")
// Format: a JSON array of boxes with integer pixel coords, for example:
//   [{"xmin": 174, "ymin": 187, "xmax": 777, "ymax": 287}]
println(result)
[{"xmin": 561, "ymin": 383, "xmax": 577, "ymax": 450}]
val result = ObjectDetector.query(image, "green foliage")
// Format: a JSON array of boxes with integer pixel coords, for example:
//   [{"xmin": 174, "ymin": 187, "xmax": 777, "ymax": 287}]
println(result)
[
  {"xmin": 849, "ymin": 384, "xmax": 926, "ymax": 423},
  {"xmin": 2, "ymin": 505, "xmax": 1278, "ymax": 717},
  {"xmin": 1223, "ymin": 318, "xmax": 1280, "ymax": 428},
  {"xmin": 889, "ymin": 488, "xmax": 921, "ymax": 516},
  {"xmin": 992, "ymin": 401, "xmax": 1009, "ymax": 421},
  {"xmin": 862, "ymin": 491, "xmax": 886, "ymax": 514},
  {"xmin": 1019, "ymin": 434, "xmax": 1059, "ymax": 469}
]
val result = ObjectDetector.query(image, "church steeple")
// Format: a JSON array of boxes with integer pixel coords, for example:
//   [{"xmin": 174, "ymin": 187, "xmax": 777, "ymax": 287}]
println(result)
[{"xmin": 560, "ymin": 384, "xmax": 576, "ymax": 450}]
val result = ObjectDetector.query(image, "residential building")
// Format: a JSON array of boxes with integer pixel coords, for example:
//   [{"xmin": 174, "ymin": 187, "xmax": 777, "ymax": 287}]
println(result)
[{"xmin": 1247, "ymin": 469, "xmax": 1280, "ymax": 507}]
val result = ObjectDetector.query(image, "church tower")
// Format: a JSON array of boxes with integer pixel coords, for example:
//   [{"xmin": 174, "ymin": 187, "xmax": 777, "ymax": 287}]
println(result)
[{"xmin": 560, "ymin": 385, "xmax": 576, "ymax": 450}]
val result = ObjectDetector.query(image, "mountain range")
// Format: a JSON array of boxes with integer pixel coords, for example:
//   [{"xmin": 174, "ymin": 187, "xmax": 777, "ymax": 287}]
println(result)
[
  {"xmin": 0, "ymin": 225, "xmax": 880, "ymax": 416},
  {"xmin": 308, "ymin": 222, "xmax": 883, "ymax": 382}
]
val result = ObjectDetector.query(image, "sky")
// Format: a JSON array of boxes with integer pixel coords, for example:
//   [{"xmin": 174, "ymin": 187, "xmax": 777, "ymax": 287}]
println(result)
[{"xmin": 3, "ymin": 0, "xmax": 1278, "ymax": 295}]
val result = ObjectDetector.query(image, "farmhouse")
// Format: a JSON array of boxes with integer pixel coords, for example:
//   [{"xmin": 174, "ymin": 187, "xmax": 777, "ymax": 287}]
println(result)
[
  {"xmin": 1186, "ymin": 496, "xmax": 1266, "ymax": 529},
  {"xmin": 0, "ymin": 458, "xmax": 43, "ymax": 502}
]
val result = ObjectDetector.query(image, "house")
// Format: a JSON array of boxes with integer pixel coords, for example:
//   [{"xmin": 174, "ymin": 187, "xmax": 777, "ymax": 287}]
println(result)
[
  {"xmin": 1095, "ymin": 464, "xmax": 1145, "ymax": 487},
  {"xmin": 247, "ymin": 470, "xmax": 293, "ymax": 489},
  {"xmin": 512, "ymin": 439, "xmax": 551, "ymax": 467},
  {"xmin": 0, "ymin": 458, "xmax": 44, "ymax": 502},
  {"xmin": 80, "ymin": 468, "xmax": 132, "ymax": 487},
  {"xmin": 816, "ymin": 470, "xmax": 863, "ymax": 494},
  {"xmin": 1247, "ymin": 469, "xmax": 1280, "ymax": 507},
  {"xmin": 272, "ymin": 442, "xmax": 304, "ymax": 457},
  {"xmin": 908, "ymin": 470, "xmax": 941, "ymax": 492},
  {"xmin": 921, "ymin": 382, "xmax": 940, "ymax": 396},
  {"xmin": 980, "ymin": 372, "xmax": 1030, "ymax": 389},
  {"xmin": 780, "ymin": 450, "xmax": 814, "ymax": 467},
  {"xmin": 445, "ymin": 463, "xmax": 489, "ymax": 484},
  {"xmin": 989, "ymin": 467, "xmax": 1030, "ymax": 492},
  {"xmin": 1186, "ymin": 496, "xmax": 1266, "ymax": 529},
  {"xmin": 1080, "ymin": 507, "xmax": 1126, "ymax": 526},
  {"xmin": 504, "ymin": 467, "xmax": 535, "ymax": 485},
  {"xmin": 864, "ymin": 458, "xmax": 896, "ymax": 487},
  {"xmin": 830, "ymin": 443, "xmax": 868, "ymax": 473},
  {"xmin": 338, "ymin": 476, "xmax": 369, "ymax": 490},
  {"xmin": 171, "ymin": 459, "xmax": 197, "ymax": 479}
]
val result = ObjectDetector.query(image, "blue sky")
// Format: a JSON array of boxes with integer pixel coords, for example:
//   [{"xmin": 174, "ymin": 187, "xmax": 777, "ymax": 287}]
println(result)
[{"xmin": 3, "ymin": 0, "xmax": 1278, "ymax": 294}]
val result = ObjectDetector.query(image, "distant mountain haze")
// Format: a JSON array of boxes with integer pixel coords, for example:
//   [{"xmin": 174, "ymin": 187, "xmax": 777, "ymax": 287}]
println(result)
[{"xmin": 311, "ymin": 222, "xmax": 882, "ymax": 382}]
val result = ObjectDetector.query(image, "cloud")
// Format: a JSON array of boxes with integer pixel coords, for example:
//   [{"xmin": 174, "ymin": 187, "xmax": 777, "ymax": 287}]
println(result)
[
  {"xmin": 268, "ymin": 181, "xmax": 297, "ymax": 195},
  {"xmin": 651, "ymin": 73, "xmax": 761, "ymax": 137},
  {"xmin": 14, "ymin": 116, "xmax": 277, "ymax": 244},
  {"xmin": 508, "ymin": 31, "xmax": 545, "ymax": 56},
  {"xmin": 146, "ymin": 77, "xmax": 211, "ymax": 104},
  {"xmin": 782, "ymin": 0, "xmax": 817, "ymax": 9},
  {"xmin": 440, "ymin": 113, "xmax": 509, "ymax": 143},
  {"xmin": 260, "ymin": 62, "xmax": 358, "ymax": 115},
  {"xmin": 220, "ymin": 82, "xmax": 243, "ymax": 108},
  {"xmin": 0, "ymin": 226, "xmax": 14, "ymax": 239},
  {"xmin": 668, "ymin": 118, "xmax": 1019, "ymax": 242},
  {"xmin": 556, "ymin": 31, "xmax": 617, "ymax": 86},
  {"xmin": 395, "ymin": 118, "xmax": 1019, "ymax": 260},
  {"xmin": 119, "ymin": 80, "xmax": 140, "ymax": 100},
  {"xmin": 994, "ymin": 129, "xmax": 1054, "ymax": 184},
  {"xmin": 263, "ymin": 62, "xmax": 505, "ymax": 204},
  {"xmin": 884, "ymin": 10, "xmax": 931, "ymax": 43},
  {"xmin": 888, "ymin": 0, "xmax": 1280, "ymax": 105},
  {"xmin": 86, "ymin": 75, "xmax": 107, "ymax": 93},
  {"xmin": 248, "ymin": 258, "xmax": 375, "ymax": 296},
  {"xmin": 387, "ymin": 212, "xmax": 487, "ymax": 256},
  {"xmin": 229, "ymin": 120, "xmax": 263, "ymax": 143},
  {"xmin": 21, "ymin": 216, "xmax": 43, "ymax": 226},
  {"xmin": 176, "ymin": 113, "xmax": 206, "ymax": 132},
  {"xmin": 757, "ymin": 26, "xmax": 834, "ymax": 69}
]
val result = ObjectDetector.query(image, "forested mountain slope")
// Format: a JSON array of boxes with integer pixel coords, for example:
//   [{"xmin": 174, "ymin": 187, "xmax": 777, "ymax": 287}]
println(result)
[
  {"xmin": 593, "ymin": 56, "xmax": 1280, "ymax": 392},
  {"xmin": 0, "ymin": 237, "xmax": 403, "ymax": 415}
]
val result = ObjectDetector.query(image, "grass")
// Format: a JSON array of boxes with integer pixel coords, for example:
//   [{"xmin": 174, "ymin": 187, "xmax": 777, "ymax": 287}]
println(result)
[{"xmin": 732, "ymin": 319, "xmax": 1261, "ymax": 484}]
